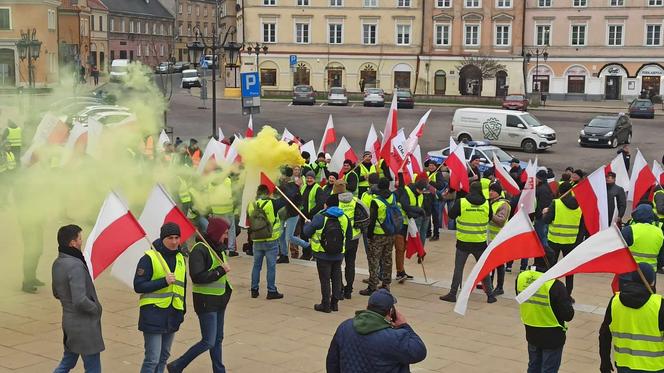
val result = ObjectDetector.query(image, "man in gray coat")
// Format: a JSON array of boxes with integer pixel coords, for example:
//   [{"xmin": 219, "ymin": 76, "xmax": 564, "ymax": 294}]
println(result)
[{"xmin": 52, "ymin": 225, "xmax": 104, "ymax": 373}]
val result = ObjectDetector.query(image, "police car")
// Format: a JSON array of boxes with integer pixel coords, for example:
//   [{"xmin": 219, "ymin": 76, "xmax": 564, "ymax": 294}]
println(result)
[{"xmin": 426, "ymin": 141, "xmax": 528, "ymax": 174}]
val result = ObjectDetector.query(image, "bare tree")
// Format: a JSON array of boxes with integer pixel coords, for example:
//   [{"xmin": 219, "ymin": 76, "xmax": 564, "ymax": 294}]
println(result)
[{"xmin": 455, "ymin": 55, "xmax": 506, "ymax": 80}]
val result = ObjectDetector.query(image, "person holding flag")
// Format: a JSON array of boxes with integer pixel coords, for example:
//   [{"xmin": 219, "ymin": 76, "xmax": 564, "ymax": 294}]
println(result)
[
  {"xmin": 357, "ymin": 151, "xmax": 376, "ymax": 197},
  {"xmin": 396, "ymin": 178, "xmax": 427, "ymax": 283},
  {"xmin": 487, "ymin": 182, "xmax": 511, "ymax": 295},
  {"xmin": 300, "ymin": 171, "xmax": 326, "ymax": 260},
  {"xmin": 134, "ymin": 223, "xmax": 186, "ymax": 373},
  {"xmin": 516, "ymin": 254, "xmax": 575, "ymax": 373},
  {"xmin": 621, "ymin": 205, "xmax": 664, "ymax": 275}
]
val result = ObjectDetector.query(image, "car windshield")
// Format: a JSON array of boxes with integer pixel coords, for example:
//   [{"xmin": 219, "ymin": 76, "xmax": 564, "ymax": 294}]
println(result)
[
  {"xmin": 506, "ymin": 95, "xmax": 524, "ymax": 100},
  {"xmin": 330, "ymin": 88, "xmax": 345, "ymax": 94},
  {"xmin": 367, "ymin": 89, "xmax": 383, "ymax": 94},
  {"xmin": 633, "ymin": 100, "xmax": 652, "ymax": 107},
  {"xmin": 587, "ymin": 118, "xmax": 616, "ymax": 128},
  {"xmin": 182, "ymin": 71, "xmax": 197, "ymax": 78},
  {"xmin": 520, "ymin": 113, "xmax": 543, "ymax": 127},
  {"xmin": 110, "ymin": 66, "xmax": 127, "ymax": 73},
  {"xmin": 295, "ymin": 86, "xmax": 311, "ymax": 92},
  {"xmin": 480, "ymin": 148, "xmax": 513, "ymax": 163},
  {"xmin": 397, "ymin": 91, "xmax": 412, "ymax": 97}
]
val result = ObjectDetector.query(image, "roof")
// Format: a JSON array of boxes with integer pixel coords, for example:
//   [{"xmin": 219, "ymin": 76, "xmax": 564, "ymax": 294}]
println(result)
[
  {"xmin": 101, "ymin": 0, "xmax": 173, "ymax": 19},
  {"xmin": 88, "ymin": 0, "xmax": 108, "ymax": 11}
]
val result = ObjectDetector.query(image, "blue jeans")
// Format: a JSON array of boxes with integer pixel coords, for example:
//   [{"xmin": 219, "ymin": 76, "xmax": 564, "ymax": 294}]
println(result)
[
  {"xmin": 53, "ymin": 351, "xmax": 101, "ymax": 373},
  {"xmin": 527, "ymin": 343, "xmax": 563, "ymax": 373},
  {"xmin": 534, "ymin": 219, "xmax": 549, "ymax": 247},
  {"xmin": 280, "ymin": 216, "xmax": 310, "ymax": 256},
  {"xmin": 445, "ymin": 200, "xmax": 456, "ymax": 230},
  {"xmin": 417, "ymin": 216, "xmax": 430, "ymax": 246},
  {"xmin": 141, "ymin": 332, "xmax": 175, "ymax": 373},
  {"xmin": 169, "ymin": 311, "xmax": 226, "ymax": 373},
  {"xmin": 251, "ymin": 241, "xmax": 279, "ymax": 292}
]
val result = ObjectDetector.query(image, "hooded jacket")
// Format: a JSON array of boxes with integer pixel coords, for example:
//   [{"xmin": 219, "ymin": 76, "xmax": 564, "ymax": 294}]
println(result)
[
  {"xmin": 621, "ymin": 204, "xmax": 660, "ymax": 245},
  {"xmin": 302, "ymin": 206, "xmax": 353, "ymax": 261},
  {"xmin": 326, "ymin": 310, "xmax": 427, "ymax": 373},
  {"xmin": 599, "ymin": 282, "xmax": 664, "ymax": 372},
  {"xmin": 542, "ymin": 194, "xmax": 587, "ymax": 243}
]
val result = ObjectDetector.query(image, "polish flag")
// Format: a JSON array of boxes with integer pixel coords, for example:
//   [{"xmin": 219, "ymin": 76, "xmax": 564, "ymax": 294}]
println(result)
[
  {"xmin": 380, "ymin": 94, "xmax": 399, "ymax": 161},
  {"xmin": 329, "ymin": 136, "xmax": 357, "ymax": 173},
  {"xmin": 516, "ymin": 158, "xmax": 538, "ymax": 214},
  {"xmin": 605, "ymin": 153, "xmax": 631, "ymax": 192},
  {"xmin": 300, "ymin": 140, "xmax": 316, "ymax": 165},
  {"xmin": 318, "ymin": 114, "xmax": 337, "ymax": 154},
  {"xmin": 629, "ymin": 149, "xmax": 656, "ymax": 209},
  {"xmin": 408, "ymin": 109, "xmax": 432, "ymax": 140},
  {"xmin": 86, "ymin": 118, "xmax": 104, "ymax": 158},
  {"xmin": 21, "ymin": 113, "xmax": 70, "ymax": 166},
  {"xmin": 653, "ymin": 160, "xmax": 664, "ymax": 186},
  {"xmin": 157, "ymin": 129, "xmax": 170, "ymax": 150},
  {"xmin": 492, "ymin": 153, "xmax": 521, "ymax": 196},
  {"xmin": 84, "ymin": 192, "xmax": 147, "ymax": 280},
  {"xmin": 388, "ymin": 129, "xmax": 408, "ymax": 177},
  {"xmin": 405, "ymin": 218, "xmax": 426, "ymax": 259},
  {"xmin": 455, "ymin": 209, "xmax": 545, "ymax": 315},
  {"xmin": 444, "ymin": 137, "xmax": 469, "ymax": 192},
  {"xmin": 520, "ymin": 160, "xmax": 531, "ymax": 184},
  {"xmin": 245, "ymin": 115, "xmax": 254, "ymax": 137},
  {"xmin": 441, "ymin": 203, "xmax": 449, "ymax": 229},
  {"xmin": 365, "ymin": 124, "xmax": 381, "ymax": 164},
  {"xmin": 225, "ymin": 140, "xmax": 241, "ymax": 164},
  {"xmin": 60, "ymin": 122, "xmax": 88, "ymax": 166},
  {"xmin": 110, "ymin": 185, "xmax": 196, "ymax": 287},
  {"xmin": 516, "ymin": 225, "xmax": 637, "ymax": 304},
  {"xmin": 218, "ymin": 127, "xmax": 225, "ymax": 141},
  {"xmin": 572, "ymin": 166, "xmax": 609, "ymax": 235},
  {"xmin": 281, "ymin": 128, "xmax": 300, "ymax": 145},
  {"xmin": 197, "ymin": 137, "xmax": 228, "ymax": 174},
  {"xmin": 260, "ymin": 171, "xmax": 277, "ymax": 194}
]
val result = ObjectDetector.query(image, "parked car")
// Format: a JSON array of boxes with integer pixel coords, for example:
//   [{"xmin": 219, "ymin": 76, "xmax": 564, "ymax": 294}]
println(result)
[
  {"xmin": 88, "ymin": 111, "xmax": 135, "ymax": 127},
  {"xmin": 172, "ymin": 62, "xmax": 190, "ymax": 73},
  {"xmin": 155, "ymin": 62, "xmax": 172, "ymax": 74},
  {"xmin": 427, "ymin": 141, "xmax": 528, "ymax": 175},
  {"xmin": 363, "ymin": 88, "xmax": 385, "ymax": 107},
  {"xmin": 292, "ymin": 85, "xmax": 316, "ymax": 105},
  {"xmin": 204, "ymin": 55, "xmax": 218, "ymax": 68},
  {"xmin": 451, "ymin": 108, "xmax": 556, "ymax": 153},
  {"xmin": 578, "ymin": 114, "xmax": 632, "ymax": 148},
  {"xmin": 501, "ymin": 94, "xmax": 529, "ymax": 111},
  {"xmin": 395, "ymin": 89, "xmax": 414, "ymax": 109},
  {"xmin": 69, "ymin": 105, "xmax": 129, "ymax": 125},
  {"xmin": 628, "ymin": 98, "xmax": 655, "ymax": 119},
  {"xmin": 327, "ymin": 87, "xmax": 348, "ymax": 106},
  {"xmin": 181, "ymin": 69, "xmax": 201, "ymax": 88},
  {"xmin": 109, "ymin": 59, "xmax": 130, "ymax": 82}
]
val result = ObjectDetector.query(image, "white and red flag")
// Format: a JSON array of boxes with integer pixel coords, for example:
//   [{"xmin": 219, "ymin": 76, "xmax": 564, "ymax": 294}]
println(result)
[
  {"xmin": 318, "ymin": 114, "xmax": 337, "ymax": 154},
  {"xmin": 408, "ymin": 109, "xmax": 432, "ymax": 140},
  {"xmin": 60, "ymin": 122, "xmax": 88, "ymax": 166},
  {"xmin": 84, "ymin": 192, "xmax": 147, "ymax": 280},
  {"xmin": 455, "ymin": 209, "xmax": 545, "ymax": 315},
  {"xmin": 260, "ymin": 171, "xmax": 277, "ymax": 194},
  {"xmin": 365, "ymin": 124, "xmax": 381, "ymax": 164},
  {"xmin": 329, "ymin": 136, "xmax": 357, "ymax": 174},
  {"xmin": 379, "ymin": 94, "xmax": 398, "ymax": 161},
  {"xmin": 441, "ymin": 203, "xmax": 449, "ymax": 230},
  {"xmin": 111, "ymin": 185, "xmax": 196, "ymax": 287},
  {"xmin": 218, "ymin": 127, "xmax": 225, "ymax": 141},
  {"xmin": 444, "ymin": 137, "xmax": 469, "ymax": 193},
  {"xmin": 245, "ymin": 115, "xmax": 254, "ymax": 138},
  {"xmin": 605, "ymin": 153, "xmax": 631, "ymax": 192},
  {"xmin": 300, "ymin": 140, "xmax": 316, "ymax": 165},
  {"xmin": 225, "ymin": 140, "xmax": 241, "ymax": 164},
  {"xmin": 387, "ymin": 129, "xmax": 409, "ymax": 177},
  {"xmin": 492, "ymin": 153, "xmax": 521, "ymax": 196},
  {"xmin": 516, "ymin": 225, "xmax": 637, "ymax": 304},
  {"xmin": 629, "ymin": 149, "xmax": 656, "ymax": 209},
  {"xmin": 281, "ymin": 128, "xmax": 300, "ymax": 145},
  {"xmin": 197, "ymin": 137, "xmax": 228, "ymax": 174},
  {"xmin": 21, "ymin": 113, "xmax": 70, "ymax": 166},
  {"xmin": 158, "ymin": 129, "xmax": 170, "ymax": 150},
  {"xmin": 405, "ymin": 218, "xmax": 426, "ymax": 259},
  {"xmin": 572, "ymin": 165, "xmax": 609, "ymax": 235},
  {"xmin": 653, "ymin": 160, "xmax": 664, "ymax": 186},
  {"xmin": 516, "ymin": 158, "xmax": 538, "ymax": 214}
]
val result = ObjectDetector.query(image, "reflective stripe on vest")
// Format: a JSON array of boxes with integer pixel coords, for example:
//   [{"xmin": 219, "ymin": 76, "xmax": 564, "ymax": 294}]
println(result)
[
  {"xmin": 300, "ymin": 183, "xmax": 321, "ymax": 214},
  {"xmin": 6, "ymin": 127, "xmax": 21, "ymax": 147},
  {"xmin": 488, "ymin": 199, "xmax": 510, "ymax": 241},
  {"xmin": 249, "ymin": 198, "xmax": 282, "ymax": 242},
  {"xmin": 209, "ymin": 177, "xmax": 234, "ymax": 215},
  {"xmin": 654, "ymin": 190, "xmax": 664, "ymax": 219},
  {"xmin": 358, "ymin": 163, "xmax": 375, "ymax": 188},
  {"xmin": 517, "ymin": 270, "xmax": 567, "ymax": 330},
  {"xmin": 139, "ymin": 250, "xmax": 186, "ymax": 310},
  {"xmin": 372, "ymin": 194, "xmax": 396, "ymax": 235},
  {"xmin": 456, "ymin": 198, "xmax": 489, "ymax": 243},
  {"xmin": 310, "ymin": 214, "xmax": 350, "ymax": 253},
  {"xmin": 191, "ymin": 242, "xmax": 232, "ymax": 296},
  {"xmin": 610, "ymin": 294, "xmax": 664, "ymax": 370},
  {"xmin": 629, "ymin": 223, "xmax": 664, "ymax": 271},
  {"xmin": 339, "ymin": 197, "xmax": 361, "ymax": 238},
  {"xmin": 405, "ymin": 187, "xmax": 423, "ymax": 208},
  {"xmin": 5, "ymin": 152, "xmax": 15, "ymax": 170},
  {"xmin": 547, "ymin": 199, "xmax": 582, "ymax": 245}
]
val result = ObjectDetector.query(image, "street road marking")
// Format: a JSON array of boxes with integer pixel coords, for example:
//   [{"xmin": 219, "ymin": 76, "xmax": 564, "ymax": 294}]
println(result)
[
  {"xmin": 288, "ymin": 102, "xmax": 292, "ymax": 107},
  {"xmin": 351, "ymin": 104, "xmax": 355, "ymax": 108},
  {"xmin": 320, "ymin": 103, "xmax": 325, "ymax": 107}
]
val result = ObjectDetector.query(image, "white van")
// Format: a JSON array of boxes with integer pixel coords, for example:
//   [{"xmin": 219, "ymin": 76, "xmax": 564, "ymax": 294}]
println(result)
[
  {"xmin": 181, "ymin": 69, "xmax": 201, "ymax": 88},
  {"xmin": 109, "ymin": 59, "xmax": 129, "ymax": 82},
  {"xmin": 451, "ymin": 108, "xmax": 557, "ymax": 153}
]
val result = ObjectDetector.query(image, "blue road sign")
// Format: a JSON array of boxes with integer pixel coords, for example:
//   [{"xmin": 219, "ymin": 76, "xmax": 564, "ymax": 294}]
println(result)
[
  {"xmin": 199, "ymin": 56, "xmax": 208, "ymax": 68},
  {"xmin": 241, "ymin": 72, "xmax": 261, "ymax": 97},
  {"xmin": 289, "ymin": 55, "xmax": 297, "ymax": 66}
]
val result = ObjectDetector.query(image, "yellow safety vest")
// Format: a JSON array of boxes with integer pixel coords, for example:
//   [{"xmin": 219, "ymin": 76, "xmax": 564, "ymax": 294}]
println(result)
[
  {"xmin": 488, "ymin": 199, "xmax": 510, "ymax": 241},
  {"xmin": 427, "ymin": 170, "xmax": 438, "ymax": 182},
  {"xmin": 138, "ymin": 250, "xmax": 186, "ymax": 310},
  {"xmin": 0, "ymin": 156, "xmax": 7, "ymax": 173},
  {"xmin": 547, "ymin": 199, "xmax": 582, "ymax": 245},
  {"xmin": 629, "ymin": 223, "xmax": 664, "ymax": 271},
  {"xmin": 190, "ymin": 242, "xmax": 232, "ymax": 296},
  {"xmin": 310, "ymin": 214, "xmax": 350, "ymax": 254},
  {"xmin": 358, "ymin": 163, "xmax": 375, "ymax": 188},
  {"xmin": 6, "ymin": 127, "xmax": 22, "ymax": 147},
  {"xmin": 480, "ymin": 178, "xmax": 491, "ymax": 199},
  {"xmin": 456, "ymin": 198, "xmax": 489, "ymax": 243},
  {"xmin": 248, "ymin": 198, "xmax": 282, "ymax": 242},
  {"xmin": 301, "ymin": 183, "xmax": 321, "ymax": 214},
  {"xmin": 377, "ymin": 159, "xmax": 386, "ymax": 179},
  {"xmin": 517, "ymin": 270, "xmax": 567, "ymax": 330},
  {"xmin": 5, "ymin": 152, "xmax": 15, "ymax": 170},
  {"xmin": 654, "ymin": 190, "xmax": 664, "ymax": 220},
  {"xmin": 372, "ymin": 193, "xmax": 396, "ymax": 235},
  {"xmin": 405, "ymin": 186, "xmax": 423, "ymax": 208},
  {"xmin": 177, "ymin": 176, "xmax": 192, "ymax": 204},
  {"xmin": 361, "ymin": 190, "xmax": 374, "ymax": 209},
  {"xmin": 209, "ymin": 177, "xmax": 233, "ymax": 215},
  {"xmin": 609, "ymin": 293, "xmax": 664, "ymax": 371},
  {"xmin": 339, "ymin": 197, "xmax": 361, "ymax": 239}
]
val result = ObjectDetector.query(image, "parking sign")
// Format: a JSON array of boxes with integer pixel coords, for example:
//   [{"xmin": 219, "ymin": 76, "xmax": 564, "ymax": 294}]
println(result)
[
  {"xmin": 241, "ymin": 72, "xmax": 261, "ymax": 97},
  {"xmin": 289, "ymin": 55, "xmax": 297, "ymax": 66}
]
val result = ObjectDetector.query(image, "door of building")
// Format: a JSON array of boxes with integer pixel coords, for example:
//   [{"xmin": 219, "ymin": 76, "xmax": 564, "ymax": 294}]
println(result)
[
  {"xmin": 642, "ymin": 76, "xmax": 660, "ymax": 97},
  {"xmin": 0, "ymin": 48, "xmax": 15, "ymax": 87},
  {"xmin": 327, "ymin": 69, "xmax": 342, "ymax": 89},
  {"xmin": 605, "ymin": 76, "xmax": 621, "ymax": 100},
  {"xmin": 434, "ymin": 70, "xmax": 446, "ymax": 95}
]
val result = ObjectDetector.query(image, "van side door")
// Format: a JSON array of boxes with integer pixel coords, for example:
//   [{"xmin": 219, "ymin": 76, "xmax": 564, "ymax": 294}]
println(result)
[{"xmin": 503, "ymin": 114, "xmax": 527, "ymax": 148}]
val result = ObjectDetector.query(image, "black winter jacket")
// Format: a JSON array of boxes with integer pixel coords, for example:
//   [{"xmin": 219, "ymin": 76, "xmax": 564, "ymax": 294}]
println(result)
[
  {"xmin": 449, "ymin": 192, "xmax": 493, "ymax": 250},
  {"xmin": 188, "ymin": 237, "xmax": 232, "ymax": 314}
]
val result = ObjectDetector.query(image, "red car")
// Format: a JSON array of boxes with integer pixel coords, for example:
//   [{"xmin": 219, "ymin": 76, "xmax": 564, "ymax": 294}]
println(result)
[{"xmin": 502, "ymin": 94, "xmax": 529, "ymax": 111}]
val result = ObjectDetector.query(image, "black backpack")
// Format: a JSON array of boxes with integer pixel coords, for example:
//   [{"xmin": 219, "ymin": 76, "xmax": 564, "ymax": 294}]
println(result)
[
  {"xmin": 320, "ymin": 215, "xmax": 345, "ymax": 255},
  {"xmin": 249, "ymin": 200, "xmax": 272, "ymax": 240}
]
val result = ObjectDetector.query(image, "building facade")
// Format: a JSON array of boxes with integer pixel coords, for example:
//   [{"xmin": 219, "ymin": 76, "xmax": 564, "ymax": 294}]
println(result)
[
  {"xmin": 58, "ymin": 0, "xmax": 91, "ymax": 72},
  {"xmin": 524, "ymin": 0, "xmax": 664, "ymax": 101},
  {"xmin": 421, "ymin": 0, "xmax": 525, "ymax": 97},
  {"xmin": 237, "ymin": 0, "xmax": 423, "ymax": 94},
  {"xmin": 88, "ymin": 0, "xmax": 108, "ymax": 71},
  {"xmin": 104, "ymin": 0, "xmax": 174, "ymax": 68},
  {"xmin": 0, "ymin": 0, "xmax": 60, "ymax": 87}
]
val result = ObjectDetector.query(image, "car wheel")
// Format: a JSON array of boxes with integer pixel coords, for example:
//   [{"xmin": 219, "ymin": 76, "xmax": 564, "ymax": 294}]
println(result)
[
  {"xmin": 522, "ymin": 139, "xmax": 537, "ymax": 153},
  {"xmin": 610, "ymin": 137, "xmax": 618, "ymax": 148},
  {"xmin": 626, "ymin": 132, "xmax": 632, "ymax": 144},
  {"xmin": 458, "ymin": 134, "xmax": 472, "ymax": 143}
]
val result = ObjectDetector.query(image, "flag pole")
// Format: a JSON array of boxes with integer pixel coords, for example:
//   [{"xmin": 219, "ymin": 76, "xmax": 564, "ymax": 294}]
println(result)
[
  {"xmin": 143, "ymin": 236, "xmax": 172, "ymax": 274},
  {"xmin": 420, "ymin": 260, "xmax": 428, "ymax": 283},
  {"xmin": 273, "ymin": 184, "xmax": 311, "ymax": 223},
  {"xmin": 615, "ymin": 224, "xmax": 654, "ymax": 294}
]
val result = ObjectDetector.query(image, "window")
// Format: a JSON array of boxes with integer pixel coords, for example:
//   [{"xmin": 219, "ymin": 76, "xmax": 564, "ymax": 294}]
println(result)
[
  {"xmin": 121, "ymin": 19, "xmax": 125, "ymax": 32},
  {"xmin": 297, "ymin": 0, "xmax": 310, "ymax": 4},
  {"xmin": 161, "ymin": 24, "xmax": 165, "ymax": 35},
  {"xmin": 204, "ymin": 7, "xmax": 208, "ymax": 17},
  {"xmin": 263, "ymin": 0, "xmax": 276, "ymax": 4},
  {"xmin": 536, "ymin": 25, "xmax": 551, "ymax": 45},
  {"xmin": 0, "ymin": 8, "xmax": 10, "ymax": 30},
  {"xmin": 571, "ymin": 25, "xmax": 586, "ymax": 46},
  {"xmin": 364, "ymin": 0, "xmax": 377, "ymax": 6},
  {"xmin": 649, "ymin": 0, "xmax": 663, "ymax": 5},
  {"xmin": 129, "ymin": 21, "xmax": 134, "ymax": 33},
  {"xmin": 465, "ymin": 24, "xmax": 480, "ymax": 46},
  {"xmin": 261, "ymin": 69, "xmax": 277, "ymax": 86},
  {"xmin": 436, "ymin": 0, "xmax": 452, "ymax": 6},
  {"xmin": 506, "ymin": 115, "xmax": 524, "ymax": 128},
  {"xmin": 573, "ymin": 0, "xmax": 587, "ymax": 6},
  {"xmin": 178, "ymin": 4, "xmax": 183, "ymax": 13},
  {"xmin": 144, "ymin": 22, "xmax": 149, "ymax": 34},
  {"xmin": 160, "ymin": 45, "xmax": 165, "ymax": 57},
  {"xmin": 153, "ymin": 23, "xmax": 157, "ymax": 35},
  {"xmin": 538, "ymin": 0, "xmax": 551, "ymax": 6},
  {"xmin": 362, "ymin": 23, "xmax": 377, "ymax": 44},
  {"xmin": 295, "ymin": 22, "xmax": 310, "ymax": 43},
  {"xmin": 169, "ymin": 25, "xmax": 172, "ymax": 36},
  {"xmin": 187, "ymin": 4, "xmax": 192, "ymax": 14},
  {"xmin": 329, "ymin": 23, "xmax": 343, "ymax": 44},
  {"xmin": 196, "ymin": 6, "xmax": 200, "ymax": 16},
  {"xmin": 396, "ymin": 24, "xmax": 411, "ymax": 45},
  {"xmin": 262, "ymin": 22, "xmax": 276, "ymax": 43},
  {"xmin": 465, "ymin": 0, "xmax": 480, "ymax": 7},
  {"xmin": 495, "ymin": 25, "xmax": 511, "ymax": 46},
  {"xmin": 91, "ymin": 15, "xmax": 95, "ymax": 31},
  {"xmin": 435, "ymin": 24, "xmax": 451, "ymax": 46},
  {"xmin": 610, "ymin": 0, "xmax": 623, "ymax": 5},
  {"xmin": 497, "ymin": 0, "xmax": 511, "ymax": 7},
  {"xmin": 145, "ymin": 45, "xmax": 150, "ymax": 57},
  {"xmin": 330, "ymin": 0, "xmax": 343, "ymax": 5},
  {"xmin": 203, "ymin": 25, "xmax": 208, "ymax": 36},
  {"xmin": 99, "ymin": 16, "xmax": 103, "ymax": 31},
  {"xmin": 48, "ymin": 10, "xmax": 56, "ymax": 30},
  {"xmin": 608, "ymin": 25, "xmax": 623, "ymax": 46},
  {"xmin": 137, "ymin": 44, "xmax": 141, "ymax": 57},
  {"xmin": 398, "ymin": 0, "xmax": 411, "ymax": 6},
  {"xmin": 178, "ymin": 24, "xmax": 183, "ymax": 36},
  {"xmin": 647, "ymin": 24, "xmax": 662, "ymax": 46},
  {"xmin": 110, "ymin": 18, "xmax": 115, "ymax": 32},
  {"xmin": 568, "ymin": 75, "xmax": 585, "ymax": 93}
]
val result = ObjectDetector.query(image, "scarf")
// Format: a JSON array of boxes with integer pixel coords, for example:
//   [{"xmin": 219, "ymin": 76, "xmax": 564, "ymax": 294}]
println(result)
[{"xmin": 58, "ymin": 246, "xmax": 88, "ymax": 270}]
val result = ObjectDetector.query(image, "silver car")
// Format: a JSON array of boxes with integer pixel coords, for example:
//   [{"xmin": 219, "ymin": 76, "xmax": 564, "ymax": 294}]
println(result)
[
  {"xmin": 363, "ymin": 88, "xmax": 385, "ymax": 107},
  {"xmin": 327, "ymin": 87, "xmax": 348, "ymax": 106},
  {"xmin": 292, "ymin": 85, "xmax": 316, "ymax": 105}
]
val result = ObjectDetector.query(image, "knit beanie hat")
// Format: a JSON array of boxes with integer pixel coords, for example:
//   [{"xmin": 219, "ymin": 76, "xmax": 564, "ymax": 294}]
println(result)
[
  {"xmin": 305, "ymin": 170, "xmax": 316, "ymax": 178},
  {"xmin": 207, "ymin": 217, "xmax": 230, "ymax": 244},
  {"xmin": 332, "ymin": 179, "xmax": 347, "ymax": 194},
  {"xmin": 160, "ymin": 222, "xmax": 181, "ymax": 240},
  {"xmin": 378, "ymin": 177, "xmax": 390, "ymax": 191}
]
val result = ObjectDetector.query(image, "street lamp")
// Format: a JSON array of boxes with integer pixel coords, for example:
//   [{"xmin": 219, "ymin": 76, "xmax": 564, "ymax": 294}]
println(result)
[
  {"xmin": 244, "ymin": 42, "xmax": 269, "ymax": 74},
  {"xmin": 15, "ymin": 29, "xmax": 42, "ymax": 88},
  {"xmin": 525, "ymin": 43, "xmax": 549, "ymax": 96},
  {"xmin": 223, "ymin": 40, "xmax": 242, "ymax": 88}
]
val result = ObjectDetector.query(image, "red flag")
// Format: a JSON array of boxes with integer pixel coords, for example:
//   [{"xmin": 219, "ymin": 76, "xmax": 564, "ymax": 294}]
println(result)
[
  {"xmin": 492, "ymin": 153, "xmax": 520, "ymax": 196},
  {"xmin": 441, "ymin": 203, "xmax": 449, "ymax": 230},
  {"xmin": 444, "ymin": 138, "xmax": 469, "ymax": 192},
  {"xmin": 318, "ymin": 114, "xmax": 337, "ymax": 154},
  {"xmin": 84, "ymin": 192, "xmax": 147, "ymax": 280},
  {"xmin": 548, "ymin": 180, "xmax": 559, "ymax": 196},
  {"xmin": 454, "ymin": 210, "xmax": 545, "ymax": 315},
  {"xmin": 380, "ymin": 94, "xmax": 398, "ymax": 161},
  {"xmin": 405, "ymin": 218, "xmax": 426, "ymax": 259},
  {"xmin": 629, "ymin": 150, "xmax": 656, "ymax": 209},
  {"xmin": 516, "ymin": 225, "xmax": 637, "ymax": 304},
  {"xmin": 245, "ymin": 115, "xmax": 254, "ymax": 137},
  {"xmin": 260, "ymin": 171, "xmax": 276, "ymax": 194},
  {"xmin": 572, "ymin": 166, "xmax": 609, "ymax": 235}
]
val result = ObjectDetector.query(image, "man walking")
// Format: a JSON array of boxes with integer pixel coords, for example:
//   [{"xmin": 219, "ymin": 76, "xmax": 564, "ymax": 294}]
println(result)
[
  {"xmin": 326, "ymin": 289, "xmax": 427, "ymax": 372},
  {"xmin": 167, "ymin": 218, "xmax": 232, "ymax": 373},
  {"xmin": 134, "ymin": 223, "xmax": 186, "ymax": 373},
  {"xmin": 2, "ymin": 119, "xmax": 22, "ymax": 161},
  {"xmin": 52, "ymin": 225, "xmax": 104, "ymax": 373}
]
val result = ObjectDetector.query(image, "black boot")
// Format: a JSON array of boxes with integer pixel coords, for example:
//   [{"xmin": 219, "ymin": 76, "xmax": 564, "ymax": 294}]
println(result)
[
  {"xmin": 314, "ymin": 303, "xmax": 331, "ymax": 313},
  {"xmin": 331, "ymin": 299, "xmax": 339, "ymax": 312}
]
